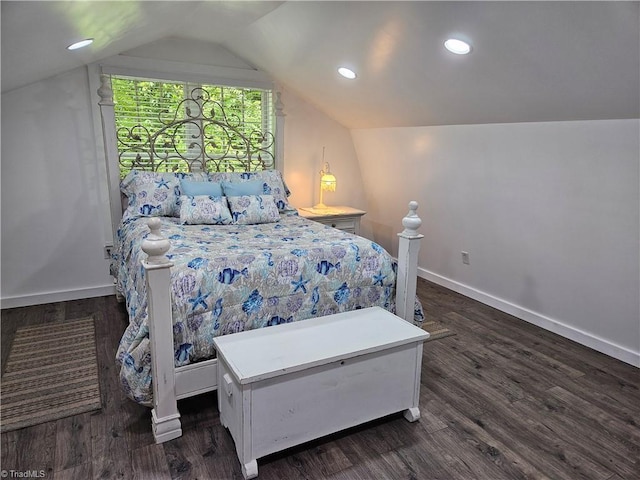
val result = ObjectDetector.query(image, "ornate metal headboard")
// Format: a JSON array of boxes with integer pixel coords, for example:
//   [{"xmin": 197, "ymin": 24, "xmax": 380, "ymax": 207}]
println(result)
[
  {"xmin": 97, "ymin": 74, "xmax": 285, "ymax": 242},
  {"xmin": 116, "ymin": 86, "xmax": 276, "ymax": 174}
]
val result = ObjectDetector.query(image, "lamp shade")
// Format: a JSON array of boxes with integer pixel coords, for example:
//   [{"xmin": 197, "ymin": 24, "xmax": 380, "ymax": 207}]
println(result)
[
  {"xmin": 314, "ymin": 162, "xmax": 337, "ymax": 209},
  {"xmin": 320, "ymin": 172, "xmax": 337, "ymax": 192}
]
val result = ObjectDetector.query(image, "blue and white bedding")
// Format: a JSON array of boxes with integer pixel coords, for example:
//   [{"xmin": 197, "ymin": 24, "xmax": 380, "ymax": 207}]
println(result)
[{"xmin": 113, "ymin": 171, "xmax": 423, "ymax": 406}]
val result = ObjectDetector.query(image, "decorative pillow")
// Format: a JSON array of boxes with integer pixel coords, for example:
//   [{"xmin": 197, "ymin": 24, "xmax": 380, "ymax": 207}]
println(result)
[
  {"xmin": 227, "ymin": 195, "xmax": 280, "ymax": 225},
  {"xmin": 209, "ymin": 170, "xmax": 295, "ymax": 213},
  {"xmin": 121, "ymin": 172, "xmax": 180, "ymax": 220},
  {"xmin": 121, "ymin": 170, "xmax": 211, "ymax": 219},
  {"xmin": 221, "ymin": 180, "xmax": 263, "ymax": 197},
  {"xmin": 180, "ymin": 179, "xmax": 223, "ymax": 197},
  {"xmin": 179, "ymin": 195, "xmax": 233, "ymax": 225}
]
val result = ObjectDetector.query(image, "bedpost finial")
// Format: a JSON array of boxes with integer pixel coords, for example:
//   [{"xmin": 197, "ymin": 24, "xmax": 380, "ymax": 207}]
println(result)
[
  {"xmin": 98, "ymin": 74, "xmax": 114, "ymax": 106},
  {"xmin": 401, "ymin": 201, "xmax": 422, "ymax": 236},
  {"xmin": 274, "ymin": 91, "xmax": 285, "ymax": 117},
  {"xmin": 142, "ymin": 218, "xmax": 171, "ymax": 265}
]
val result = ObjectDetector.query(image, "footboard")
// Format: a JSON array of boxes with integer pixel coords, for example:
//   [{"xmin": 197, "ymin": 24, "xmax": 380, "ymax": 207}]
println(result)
[{"xmin": 140, "ymin": 203, "xmax": 423, "ymax": 444}]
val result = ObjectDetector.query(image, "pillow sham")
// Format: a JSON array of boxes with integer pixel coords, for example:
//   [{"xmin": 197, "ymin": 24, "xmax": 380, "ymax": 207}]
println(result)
[
  {"xmin": 180, "ymin": 179, "xmax": 223, "ymax": 197},
  {"xmin": 179, "ymin": 195, "xmax": 233, "ymax": 225},
  {"xmin": 121, "ymin": 170, "xmax": 211, "ymax": 219},
  {"xmin": 121, "ymin": 173, "xmax": 180, "ymax": 220},
  {"xmin": 221, "ymin": 180, "xmax": 263, "ymax": 197},
  {"xmin": 227, "ymin": 195, "xmax": 280, "ymax": 225}
]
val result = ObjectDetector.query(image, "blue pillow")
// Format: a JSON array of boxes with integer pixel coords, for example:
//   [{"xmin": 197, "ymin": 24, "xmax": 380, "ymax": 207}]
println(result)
[
  {"xmin": 180, "ymin": 179, "xmax": 223, "ymax": 197},
  {"xmin": 221, "ymin": 180, "xmax": 264, "ymax": 197}
]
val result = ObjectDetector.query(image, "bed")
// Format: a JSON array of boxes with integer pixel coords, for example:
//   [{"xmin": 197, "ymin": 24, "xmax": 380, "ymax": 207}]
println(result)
[{"xmin": 97, "ymin": 75, "xmax": 424, "ymax": 443}]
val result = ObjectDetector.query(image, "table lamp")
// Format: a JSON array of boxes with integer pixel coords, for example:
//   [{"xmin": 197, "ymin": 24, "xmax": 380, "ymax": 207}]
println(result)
[{"xmin": 314, "ymin": 161, "xmax": 336, "ymax": 209}]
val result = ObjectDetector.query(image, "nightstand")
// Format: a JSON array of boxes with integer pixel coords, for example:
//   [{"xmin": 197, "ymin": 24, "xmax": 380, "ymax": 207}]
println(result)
[{"xmin": 298, "ymin": 206, "xmax": 366, "ymax": 235}]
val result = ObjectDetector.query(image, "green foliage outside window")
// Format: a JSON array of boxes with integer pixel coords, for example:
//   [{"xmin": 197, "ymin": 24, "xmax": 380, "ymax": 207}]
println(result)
[{"xmin": 112, "ymin": 77, "xmax": 272, "ymax": 176}]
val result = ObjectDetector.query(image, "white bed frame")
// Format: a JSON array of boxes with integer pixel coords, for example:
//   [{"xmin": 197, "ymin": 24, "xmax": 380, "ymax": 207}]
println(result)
[{"xmin": 97, "ymin": 74, "xmax": 423, "ymax": 443}]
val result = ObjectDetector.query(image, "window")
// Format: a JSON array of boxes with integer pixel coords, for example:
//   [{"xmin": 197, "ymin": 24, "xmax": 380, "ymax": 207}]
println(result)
[{"xmin": 112, "ymin": 76, "xmax": 274, "ymax": 177}]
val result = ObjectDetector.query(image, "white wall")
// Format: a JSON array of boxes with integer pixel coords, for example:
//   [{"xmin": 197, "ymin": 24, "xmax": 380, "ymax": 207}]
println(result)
[
  {"xmin": 1, "ymin": 67, "xmax": 115, "ymax": 306},
  {"xmin": 352, "ymin": 120, "xmax": 640, "ymax": 366},
  {"xmin": 0, "ymin": 45, "xmax": 364, "ymax": 308},
  {"xmin": 280, "ymin": 86, "xmax": 365, "ymax": 211}
]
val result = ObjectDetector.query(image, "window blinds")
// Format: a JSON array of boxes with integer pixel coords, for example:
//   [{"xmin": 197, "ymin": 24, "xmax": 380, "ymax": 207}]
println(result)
[{"xmin": 111, "ymin": 76, "xmax": 273, "ymax": 175}]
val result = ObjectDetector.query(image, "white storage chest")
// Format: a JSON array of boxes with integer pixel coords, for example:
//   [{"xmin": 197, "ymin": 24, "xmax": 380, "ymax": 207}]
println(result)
[{"xmin": 213, "ymin": 307, "xmax": 429, "ymax": 479}]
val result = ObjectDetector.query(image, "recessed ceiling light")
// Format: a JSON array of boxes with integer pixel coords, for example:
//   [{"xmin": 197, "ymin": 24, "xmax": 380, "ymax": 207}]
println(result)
[
  {"xmin": 338, "ymin": 67, "xmax": 357, "ymax": 79},
  {"xmin": 444, "ymin": 38, "xmax": 471, "ymax": 55},
  {"xmin": 67, "ymin": 38, "xmax": 94, "ymax": 51}
]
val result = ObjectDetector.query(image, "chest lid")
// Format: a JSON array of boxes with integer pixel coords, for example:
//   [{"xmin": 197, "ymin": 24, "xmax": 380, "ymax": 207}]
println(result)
[{"xmin": 213, "ymin": 307, "xmax": 429, "ymax": 384}]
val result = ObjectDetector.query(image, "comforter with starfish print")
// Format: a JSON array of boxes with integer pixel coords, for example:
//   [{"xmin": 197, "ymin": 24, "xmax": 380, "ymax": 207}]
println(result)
[{"xmin": 113, "ymin": 213, "xmax": 423, "ymax": 405}]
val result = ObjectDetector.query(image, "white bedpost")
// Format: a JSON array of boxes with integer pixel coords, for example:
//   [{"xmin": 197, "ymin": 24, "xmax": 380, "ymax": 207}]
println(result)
[
  {"xmin": 274, "ymin": 91, "xmax": 285, "ymax": 172},
  {"xmin": 97, "ymin": 73, "xmax": 123, "ymax": 246},
  {"xmin": 396, "ymin": 201, "xmax": 423, "ymax": 323},
  {"xmin": 141, "ymin": 218, "xmax": 182, "ymax": 443}
]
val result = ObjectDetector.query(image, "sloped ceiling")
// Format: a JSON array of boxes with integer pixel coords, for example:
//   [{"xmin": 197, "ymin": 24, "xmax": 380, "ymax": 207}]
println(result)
[{"xmin": 2, "ymin": 1, "xmax": 639, "ymax": 128}]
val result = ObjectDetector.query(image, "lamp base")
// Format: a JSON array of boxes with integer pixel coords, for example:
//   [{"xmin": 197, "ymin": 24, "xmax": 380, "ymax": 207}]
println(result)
[{"xmin": 313, "ymin": 202, "xmax": 329, "ymax": 209}]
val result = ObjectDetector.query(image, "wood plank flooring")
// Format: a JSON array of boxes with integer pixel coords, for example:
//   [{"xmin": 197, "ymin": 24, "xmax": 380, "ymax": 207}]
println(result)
[{"xmin": 1, "ymin": 278, "xmax": 638, "ymax": 479}]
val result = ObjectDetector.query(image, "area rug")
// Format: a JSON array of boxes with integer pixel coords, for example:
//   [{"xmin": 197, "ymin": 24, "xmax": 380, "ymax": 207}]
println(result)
[
  {"xmin": 1, "ymin": 317, "xmax": 102, "ymax": 432},
  {"xmin": 422, "ymin": 320, "xmax": 456, "ymax": 341}
]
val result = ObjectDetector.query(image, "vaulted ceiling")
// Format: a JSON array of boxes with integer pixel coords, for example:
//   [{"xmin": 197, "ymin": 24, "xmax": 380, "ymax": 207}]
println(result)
[{"xmin": 2, "ymin": 1, "xmax": 638, "ymax": 128}]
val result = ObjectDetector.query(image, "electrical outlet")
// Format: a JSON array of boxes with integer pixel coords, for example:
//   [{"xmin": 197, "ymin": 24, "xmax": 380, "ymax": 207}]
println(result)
[
  {"xmin": 104, "ymin": 245, "xmax": 113, "ymax": 259},
  {"xmin": 461, "ymin": 251, "xmax": 470, "ymax": 265}
]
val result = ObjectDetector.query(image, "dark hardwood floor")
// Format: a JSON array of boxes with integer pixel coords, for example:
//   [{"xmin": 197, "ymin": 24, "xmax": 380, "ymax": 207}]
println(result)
[{"xmin": 1, "ymin": 278, "xmax": 638, "ymax": 479}]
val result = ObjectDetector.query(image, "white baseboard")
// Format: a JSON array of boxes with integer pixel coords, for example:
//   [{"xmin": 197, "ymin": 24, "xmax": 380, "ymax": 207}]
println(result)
[
  {"xmin": 418, "ymin": 267, "xmax": 640, "ymax": 368},
  {"xmin": 1, "ymin": 284, "xmax": 116, "ymax": 309}
]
